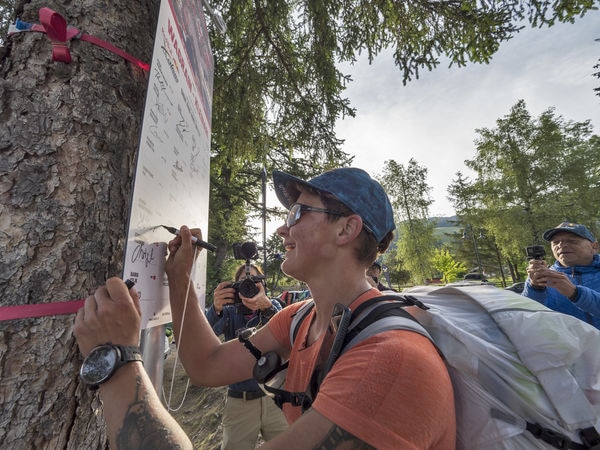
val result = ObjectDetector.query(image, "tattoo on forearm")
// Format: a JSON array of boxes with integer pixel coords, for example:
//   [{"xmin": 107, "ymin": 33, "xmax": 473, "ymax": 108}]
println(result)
[
  {"xmin": 115, "ymin": 376, "xmax": 184, "ymax": 450},
  {"xmin": 316, "ymin": 424, "xmax": 376, "ymax": 450}
]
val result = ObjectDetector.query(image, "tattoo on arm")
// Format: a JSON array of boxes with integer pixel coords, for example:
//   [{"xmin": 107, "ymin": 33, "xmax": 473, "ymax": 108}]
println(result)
[
  {"xmin": 115, "ymin": 376, "xmax": 184, "ymax": 450},
  {"xmin": 316, "ymin": 424, "xmax": 376, "ymax": 450}
]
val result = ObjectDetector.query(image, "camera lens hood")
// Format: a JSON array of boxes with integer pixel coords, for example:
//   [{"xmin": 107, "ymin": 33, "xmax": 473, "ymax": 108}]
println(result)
[{"xmin": 238, "ymin": 278, "xmax": 260, "ymax": 298}]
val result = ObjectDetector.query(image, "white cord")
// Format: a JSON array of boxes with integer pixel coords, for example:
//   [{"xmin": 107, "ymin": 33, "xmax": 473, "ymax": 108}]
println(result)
[
  {"xmin": 165, "ymin": 245, "xmax": 197, "ymax": 411},
  {"xmin": 164, "ymin": 372, "xmax": 190, "ymax": 412}
]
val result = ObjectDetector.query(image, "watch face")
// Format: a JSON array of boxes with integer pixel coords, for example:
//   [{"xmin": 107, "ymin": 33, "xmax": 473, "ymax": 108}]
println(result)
[{"xmin": 80, "ymin": 345, "xmax": 119, "ymax": 385}]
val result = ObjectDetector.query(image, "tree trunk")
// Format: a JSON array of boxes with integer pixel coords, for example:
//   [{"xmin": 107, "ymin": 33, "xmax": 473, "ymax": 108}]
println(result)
[{"xmin": 0, "ymin": 1, "xmax": 158, "ymax": 447}]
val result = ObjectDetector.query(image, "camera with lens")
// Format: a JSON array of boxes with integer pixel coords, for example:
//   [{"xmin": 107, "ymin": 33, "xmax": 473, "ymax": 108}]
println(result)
[
  {"xmin": 231, "ymin": 276, "xmax": 265, "ymax": 302},
  {"xmin": 231, "ymin": 241, "xmax": 264, "ymax": 303},
  {"xmin": 526, "ymin": 245, "xmax": 546, "ymax": 261}
]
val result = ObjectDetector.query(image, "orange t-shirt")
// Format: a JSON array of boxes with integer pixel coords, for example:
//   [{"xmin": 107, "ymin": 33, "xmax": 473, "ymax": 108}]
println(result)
[{"xmin": 268, "ymin": 289, "xmax": 456, "ymax": 449}]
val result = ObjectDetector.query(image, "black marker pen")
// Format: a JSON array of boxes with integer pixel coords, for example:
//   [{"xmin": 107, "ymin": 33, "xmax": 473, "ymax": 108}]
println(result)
[{"xmin": 161, "ymin": 225, "xmax": 217, "ymax": 252}]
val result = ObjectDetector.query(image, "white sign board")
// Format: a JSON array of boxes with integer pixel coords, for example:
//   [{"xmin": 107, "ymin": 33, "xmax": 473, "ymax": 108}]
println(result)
[{"xmin": 123, "ymin": 0, "xmax": 214, "ymax": 329}]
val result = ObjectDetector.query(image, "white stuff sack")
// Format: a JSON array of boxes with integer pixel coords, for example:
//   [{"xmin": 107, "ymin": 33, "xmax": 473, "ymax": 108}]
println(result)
[{"xmin": 403, "ymin": 284, "xmax": 600, "ymax": 450}]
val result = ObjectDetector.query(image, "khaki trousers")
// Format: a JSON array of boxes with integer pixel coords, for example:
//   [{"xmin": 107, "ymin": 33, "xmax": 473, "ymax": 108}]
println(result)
[{"xmin": 221, "ymin": 394, "xmax": 288, "ymax": 450}]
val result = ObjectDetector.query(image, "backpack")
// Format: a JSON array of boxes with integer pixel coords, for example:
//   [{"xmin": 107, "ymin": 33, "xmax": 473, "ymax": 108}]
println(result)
[{"xmin": 271, "ymin": 285, "xmax": 600, "ymax": 450}]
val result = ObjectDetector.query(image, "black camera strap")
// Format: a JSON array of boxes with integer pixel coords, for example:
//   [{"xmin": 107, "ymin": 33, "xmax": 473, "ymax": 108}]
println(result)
[{"xmin": 237, "ymin": 327, "xmax": 262, "ymax": 360}]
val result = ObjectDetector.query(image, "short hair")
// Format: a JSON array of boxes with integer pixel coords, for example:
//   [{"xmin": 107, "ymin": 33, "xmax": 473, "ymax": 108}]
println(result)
[{"xmin": 310, "ymin": 187, "xmax": 393, "ymax": 266}]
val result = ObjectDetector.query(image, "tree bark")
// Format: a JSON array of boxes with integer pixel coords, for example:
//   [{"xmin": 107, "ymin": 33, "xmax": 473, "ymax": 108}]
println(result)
[{"xmin": 0, "ymin": 1, "xmax": 158, "ymax": 447}]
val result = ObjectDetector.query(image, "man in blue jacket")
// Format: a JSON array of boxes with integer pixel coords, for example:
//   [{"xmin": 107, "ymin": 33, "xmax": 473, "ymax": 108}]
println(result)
[{"xmin": 523, "ymin": 222, "xmax": 600, "ymax": 329}]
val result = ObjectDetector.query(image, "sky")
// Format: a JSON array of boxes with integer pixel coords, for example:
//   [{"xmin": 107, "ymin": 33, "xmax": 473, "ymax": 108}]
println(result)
[{"xmin": 334, "ymin": 10, "xmax": 600, "ymax": 217}]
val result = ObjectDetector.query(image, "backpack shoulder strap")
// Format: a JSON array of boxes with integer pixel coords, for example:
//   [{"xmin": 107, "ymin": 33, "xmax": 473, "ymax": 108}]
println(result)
[
  {"xmin": 342, "ymin": 295, "xmax": 434, "ymax": 356},
  {"xmin": 289, "ymin": 300, "xmax": 315, "ymax": 346},
  {"xmin": 289, "ymin": 295, "xmax": 431, "ymax": 350}
]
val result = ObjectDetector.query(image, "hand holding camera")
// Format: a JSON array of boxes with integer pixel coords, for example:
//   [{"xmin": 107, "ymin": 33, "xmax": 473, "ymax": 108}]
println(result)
[
  {"xmin": 526, "ymin": 245, "xmax": 546, "ymax": 261},
  {"xmin": 525, "ymin": 245, "xmax": 549, "ymax": 288},
  {"xmin": 213, "ymin": 277, "xmax": 268, "ymax": 315},
  {"xmin": 213, "ymin": 240, "xmax": 269, "ymax": 315},
  {"xmin": 212, "ymin": 281, "xmax": 237, "ymax": 314},
  {"xmin": 234, "ymin": 280, "xmax": 273, "ymax": 311}
]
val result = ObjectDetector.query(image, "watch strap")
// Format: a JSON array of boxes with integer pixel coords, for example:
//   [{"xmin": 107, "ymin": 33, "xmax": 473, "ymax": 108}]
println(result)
[
  {"xmin": 81, "ymin": 343, "xmax": 143, "ymax": 389},
  {"xmin": 116, "ymin": 345, "xmax": 143, "ymax": 365},
  {"xmin": 238, "ymin": 328, "xmax": 262, "ymax": 360}
]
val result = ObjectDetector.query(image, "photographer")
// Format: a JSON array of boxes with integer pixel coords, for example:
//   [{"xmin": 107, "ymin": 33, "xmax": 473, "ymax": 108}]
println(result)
[
  {"xmin": 206, "ymin": 263, "xmax": 287, "ymax": 449},
  {"xmin": 523, "ymin": 222, "xmax": 600, "ymax": 329}
]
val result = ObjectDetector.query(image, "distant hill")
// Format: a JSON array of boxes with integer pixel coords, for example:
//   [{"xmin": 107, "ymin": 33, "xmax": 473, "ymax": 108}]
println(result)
[
  {"xmin": 393, "ymin": 216, "xmax": 460, "ymax": 246},
  {"xmin": 431, "ymin": 216, "xmax": 458, "ymax": 228},
  {"xmin": 432, "ymin": 216, "xmax": 460, "ymax": 245}
]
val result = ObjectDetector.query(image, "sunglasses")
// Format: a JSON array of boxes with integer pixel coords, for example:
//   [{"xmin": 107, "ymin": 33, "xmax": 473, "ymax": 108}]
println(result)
[{"xmin": 286, "ymin": 203, "xmax": 344, "ymax": 228}]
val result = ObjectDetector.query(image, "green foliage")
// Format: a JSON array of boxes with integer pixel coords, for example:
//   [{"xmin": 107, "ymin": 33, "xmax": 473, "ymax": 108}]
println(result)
[
  {"xmin": 324, "ymin": 0, "xmax": 595, "ymax": 83},
  {"xmin": 378, "ymin": 159, "xmax": 433, "ymax": 221},
  {"xmin": 0, "ymin": 1, "xmax": 16, "ymax": 47},
  {"xmin": 431, "ymin": 247, "xmax": 466, "ymax": 283},
  {"xmin": 393, "ymin": 220, "xmax": 436, "ymax": 285},
  {"xmin": 263, "ymin": 231, "xmax": 291, "ymax": 295},
  {"xmin": 380, "ymin": 251, "xmax": 411, "ymax": 288},
  {"xmin": 205, "ymin": 0, "xmax": 359, "ymax": 288},
  {"xmin": 377, "ymin": 159, "xmax": 436, "ymax": 284}
]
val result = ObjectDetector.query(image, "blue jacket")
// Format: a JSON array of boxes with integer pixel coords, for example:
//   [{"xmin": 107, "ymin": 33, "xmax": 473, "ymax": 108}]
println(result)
[
  {"xmin": 205, "ymin": 299, "xmax": 282, "ymax": 393},
  {"xmin": 522, "ymin": 254, "xmax": 600, "ymax": 329}
]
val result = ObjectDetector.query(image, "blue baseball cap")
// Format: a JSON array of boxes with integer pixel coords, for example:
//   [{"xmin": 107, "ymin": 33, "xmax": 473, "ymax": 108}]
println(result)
[
  {"xmin": 272, "ymin": 168, "xmax": 396, "ymax": 244},
  {"xmin": 543, "ymin": 222, "xmax": 596, "ymax": 242}
]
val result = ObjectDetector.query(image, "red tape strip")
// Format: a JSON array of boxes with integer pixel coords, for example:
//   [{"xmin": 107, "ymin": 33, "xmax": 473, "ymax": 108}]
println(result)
[
  {"xmin": 0, "ymin": 300, "xmax": 84, "ymax": 321},
  {"xmin": 23, "ymin": 7, "xmax": 150, "ymax": 71}
]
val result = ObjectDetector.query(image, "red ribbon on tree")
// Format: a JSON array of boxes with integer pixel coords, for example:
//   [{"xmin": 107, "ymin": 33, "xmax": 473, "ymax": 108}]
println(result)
[
  {"xmin": 0, "ymin": 300, "xmax": 85, "ymax": 321},
  {"xmin": 18, "ymin": 7, "xmax": 150, "ymax": 71},
  {"xmin": 39, "ymin": 7, "xmax": 71, "ymax": 63}
]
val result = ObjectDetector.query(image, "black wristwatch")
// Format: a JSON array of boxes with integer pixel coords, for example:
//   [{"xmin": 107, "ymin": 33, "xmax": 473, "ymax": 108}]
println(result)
[
  {"xmin": 80, "ymin": 343, "xmax": 143, "ymax": 389},
  {"xmin": 569, "ymin": 286, "xmax": 578, "ymax": 302}
]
